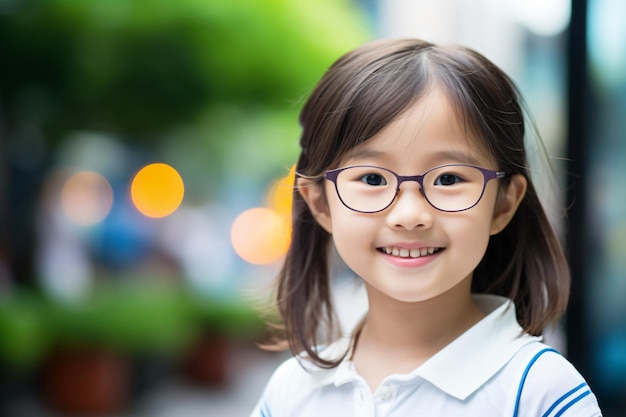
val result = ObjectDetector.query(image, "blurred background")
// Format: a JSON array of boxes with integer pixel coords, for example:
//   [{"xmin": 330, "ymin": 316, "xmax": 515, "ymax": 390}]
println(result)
[{"xmin": 0, "ymin": 0, "xmax": 624, "ymax": 416}]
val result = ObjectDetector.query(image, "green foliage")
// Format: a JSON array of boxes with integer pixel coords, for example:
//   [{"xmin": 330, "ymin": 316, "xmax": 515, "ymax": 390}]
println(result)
[
  {"xmin": 184, "ymin": 292, "xmax": 266, "ymax": 339},
  {"xmin": 0, "ymin": 291, "xmax": 50, "ymax": 369},
  {"xmin": 43, "ymin": 283, "xmax": 196, "ymax": 354},
  {"xmin": 0, "ymin": 0, "xmax": 369, "ymax": 141},
  {"xmin": 0, "ymin": 281, "xmax": 266, "ymax": 367}
]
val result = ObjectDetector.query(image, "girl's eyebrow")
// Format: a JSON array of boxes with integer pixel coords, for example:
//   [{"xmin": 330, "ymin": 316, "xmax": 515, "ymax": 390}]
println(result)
[
  {"xmin": 433, "ymin": 150, "xmax": 484, "ymax": 166},
  {"xmin": 344, "ymin": 147, "xmax": 386, "ymax": 161}
]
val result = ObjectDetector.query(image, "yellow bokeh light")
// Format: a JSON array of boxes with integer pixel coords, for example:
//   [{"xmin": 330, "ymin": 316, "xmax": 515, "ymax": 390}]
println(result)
[
  {"xmin": 130, "ymin": 163, "xmax": 184, "ymax": 218},
  {"xmin": 61, "ymin": 171, "xmax": 114, "ymax": 226},
  {"xmin": 231, "ymin": 207, "xmax": 291, "ymax": 265},
  {"xmin": 267, "ymin": 165, "xmax": 296, "ymax": 219}
]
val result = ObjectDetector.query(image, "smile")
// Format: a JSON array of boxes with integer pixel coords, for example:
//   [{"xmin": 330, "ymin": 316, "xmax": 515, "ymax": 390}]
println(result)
[{"xmin": 379, "ymin": 246, "xmax": 442, "ymax": 258}]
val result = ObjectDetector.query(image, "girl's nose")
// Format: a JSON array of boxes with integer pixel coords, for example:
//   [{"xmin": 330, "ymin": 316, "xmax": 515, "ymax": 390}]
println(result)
[{"xmin": 384, "ymin": 184, "xmax": 434, "ymax": 230}]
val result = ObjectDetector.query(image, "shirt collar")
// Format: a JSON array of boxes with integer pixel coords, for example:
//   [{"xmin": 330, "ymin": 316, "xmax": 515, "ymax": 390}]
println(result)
[
  {"xmin": 304, "ymin": 295, "xmax": 540, "ymax": 398},
  {"xmin": 413, "ymin": 294, "xmax": 540, "ymax": 400},
  {"xmin": 299, "ymin": 336, "xmax": 355, "ymax": 388}
]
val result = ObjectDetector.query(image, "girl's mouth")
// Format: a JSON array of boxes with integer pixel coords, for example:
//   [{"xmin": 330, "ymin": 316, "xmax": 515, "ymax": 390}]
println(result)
[{"xmin": 378, "ymin": 246, "xmax": 443, "ymax": 259}]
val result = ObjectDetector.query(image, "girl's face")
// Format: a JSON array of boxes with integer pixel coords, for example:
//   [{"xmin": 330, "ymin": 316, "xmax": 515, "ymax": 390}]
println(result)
[{"xmin": 300, "ymin": 88, "xmax": 525, "ymax": 306}]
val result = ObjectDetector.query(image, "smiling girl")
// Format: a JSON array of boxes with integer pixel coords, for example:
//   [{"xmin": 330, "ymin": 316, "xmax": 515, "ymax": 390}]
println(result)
[{"xmin": 251, "ymin": 39, "xmax": 602, "ymax": 417}]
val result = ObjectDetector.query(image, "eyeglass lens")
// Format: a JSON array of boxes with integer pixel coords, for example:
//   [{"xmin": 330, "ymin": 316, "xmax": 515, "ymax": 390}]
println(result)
[{"xmin": 332, "ymin": 165, "xmax": 490, "ymax": 213}]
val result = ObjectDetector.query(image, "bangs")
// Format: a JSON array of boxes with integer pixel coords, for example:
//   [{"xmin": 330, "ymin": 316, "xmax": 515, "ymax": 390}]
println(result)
[
  {"xmin": 427, "ymin": 46, "xmax": 526, "ymax": 171},
  {"xmin": 298, "ymin": 39, "xmax": 435, "ymax": 175},
  {"xmin": 328, "ymin": 52, "xmax": 432, "ymax": 167}
]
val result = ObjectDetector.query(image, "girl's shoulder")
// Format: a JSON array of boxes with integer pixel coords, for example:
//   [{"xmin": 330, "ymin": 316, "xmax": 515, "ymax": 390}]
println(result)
[{"xmin": 509, "ymin": 342, "xmax": 602, "ymax": 417}]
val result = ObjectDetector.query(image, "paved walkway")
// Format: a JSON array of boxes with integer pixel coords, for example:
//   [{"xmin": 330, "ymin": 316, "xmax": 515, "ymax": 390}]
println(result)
[
  {"xmin": 139, "ymin": 348, "xmax": 286, "ymax": 417},
  {"xmin": 7, "ymin": 346, "xmax": 287, "ymax": 417}
]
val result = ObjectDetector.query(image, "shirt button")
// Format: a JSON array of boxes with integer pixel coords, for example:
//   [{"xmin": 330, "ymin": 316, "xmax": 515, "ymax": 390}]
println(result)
[{"xmin": 379, "ymin": 385, "xmax": 393, "ymax": 401}]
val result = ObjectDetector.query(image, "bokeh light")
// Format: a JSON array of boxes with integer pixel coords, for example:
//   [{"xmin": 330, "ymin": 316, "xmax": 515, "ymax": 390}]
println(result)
[
  {"xmin": 231, "ymin": 207, "xmax": 291, "ymax": 265},
  {"xmin": 267, "ymin": 165, "xmax": 296, "ymax": 219},
  {"xmin": 130, "ymin": 163, "xmax": 184, "ymax": 218},
  {"xmin": 61, "ymin": 171, "xmax": 114, "ymax": 226}
]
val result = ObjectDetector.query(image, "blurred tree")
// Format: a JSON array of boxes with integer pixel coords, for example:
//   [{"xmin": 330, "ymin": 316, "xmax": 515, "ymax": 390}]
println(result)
[{"xmin": 0, "ymin": 0, "xmax": 369, "ymax": 285}]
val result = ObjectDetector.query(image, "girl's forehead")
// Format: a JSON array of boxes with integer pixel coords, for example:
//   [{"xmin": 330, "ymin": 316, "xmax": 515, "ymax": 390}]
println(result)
[{"xmin": 342, "ymin": 90, "xmax": 493, "ymax": 168}]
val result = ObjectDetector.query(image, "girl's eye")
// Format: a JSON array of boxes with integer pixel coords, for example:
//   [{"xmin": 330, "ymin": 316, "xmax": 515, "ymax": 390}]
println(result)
[
  {"xmin": 360, "ymin": 174, "xmax": 387, "ymax": 186},
  {"xmin": 434, "ymin": 173, "xmax": 462, "ymax": 186}
]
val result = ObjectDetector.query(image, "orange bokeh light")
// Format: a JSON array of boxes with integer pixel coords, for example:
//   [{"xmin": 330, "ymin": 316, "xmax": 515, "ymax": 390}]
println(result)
[
  {"xmin": 130, "ymin": 163, "xmax": 184, "ymax": 218},
  {"xmin": 267, "ymin": 165, "xmax": 296, "ymax": 219},
  {"xmin": 61, "ymin": 171, "xmax": 114, "ymax": 226},
  {"xmin": 231, "ymin": 207, "xmax": 291, "ymax": 265}
]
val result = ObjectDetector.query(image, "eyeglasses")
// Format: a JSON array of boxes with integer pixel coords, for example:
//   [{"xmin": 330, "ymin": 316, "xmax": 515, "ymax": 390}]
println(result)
[{"xmin": 325, "ymin": 164, "xmax": 507, "ymax": 213}]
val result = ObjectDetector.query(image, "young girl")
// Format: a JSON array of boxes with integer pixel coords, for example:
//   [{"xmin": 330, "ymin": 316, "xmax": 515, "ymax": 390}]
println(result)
[{"xmin": 251, "ymin": 38, "xmax": 602, "ymax": 416}]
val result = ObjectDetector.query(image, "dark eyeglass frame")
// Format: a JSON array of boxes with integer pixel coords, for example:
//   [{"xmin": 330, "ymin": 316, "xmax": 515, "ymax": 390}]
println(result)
[{"xmin": 325, "ymin": 164, "xmax": 507, "ymax": 213}]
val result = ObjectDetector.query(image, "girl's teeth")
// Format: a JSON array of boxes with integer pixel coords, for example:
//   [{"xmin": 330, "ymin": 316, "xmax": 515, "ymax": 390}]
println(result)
[{"xmin": 383, "ymin": 247, "xmax": 438, "ymax": 258}]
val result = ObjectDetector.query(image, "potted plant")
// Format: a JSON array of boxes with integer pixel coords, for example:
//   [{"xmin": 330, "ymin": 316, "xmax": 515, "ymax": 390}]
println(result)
[
  {"xmin": 40, "ymin": 281, "xmax": 195, "ymax": 415},
  {"xmin": 180, "ymin": 293, "xmax": 266, "ymax": 387}
]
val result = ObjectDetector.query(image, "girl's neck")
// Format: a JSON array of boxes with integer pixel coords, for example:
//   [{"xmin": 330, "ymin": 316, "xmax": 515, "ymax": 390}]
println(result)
[{"xmin": 351, "ymin": 283, "xmax": 485, "ymax": 391}]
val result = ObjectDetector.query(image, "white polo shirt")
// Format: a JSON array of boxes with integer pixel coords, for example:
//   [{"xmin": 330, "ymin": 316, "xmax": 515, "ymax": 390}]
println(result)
[{"xmin": 251, "ymin": 295, "xmax": 602, "ymax": 417}]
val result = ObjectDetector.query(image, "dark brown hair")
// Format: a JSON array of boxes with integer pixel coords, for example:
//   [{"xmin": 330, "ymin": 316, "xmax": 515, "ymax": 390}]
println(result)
[{"xmin": 270, "ymin": 38, "xmax": 570, "ymax": 368}]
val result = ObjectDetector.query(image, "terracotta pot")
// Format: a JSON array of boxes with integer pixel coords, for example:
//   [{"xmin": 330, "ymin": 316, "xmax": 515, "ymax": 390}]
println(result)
[
  {"xmin": 181, "ymin": 333, "xmax": 230, "ymax": 387},
  {"xmin": 41, "ymin": 348, "xmax": 130, "ymax": 415}
]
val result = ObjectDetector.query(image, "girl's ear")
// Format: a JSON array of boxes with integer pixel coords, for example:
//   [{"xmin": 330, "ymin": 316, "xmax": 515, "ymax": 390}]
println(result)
[
  {"xmin": 490, "ymin": 174, "xmax": 527, "ymax": 235},
  {"xmin": 297, "ymin": 177, "xmax": 333, "ymax": 233}
]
